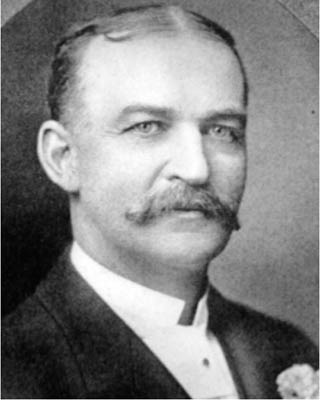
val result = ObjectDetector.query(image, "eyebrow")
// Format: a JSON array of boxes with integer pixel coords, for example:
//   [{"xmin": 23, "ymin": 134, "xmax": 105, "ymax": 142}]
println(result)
[
  {"xmin": 115, "ymin": 104, "xmax": 247, "ymax": 126},
  {"xmin": 115, "ymin": 104, "xmax": 176, "ymax": 123},
  {"xmin": 202, "ymin": 109, "xmax": 247, "ymax": 127}
]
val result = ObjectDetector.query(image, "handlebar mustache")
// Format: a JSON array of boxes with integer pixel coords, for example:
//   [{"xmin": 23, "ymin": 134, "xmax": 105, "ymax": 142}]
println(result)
[{"xmin": 125, "ymin": 182, "xmax": 240, "ymax": 231}]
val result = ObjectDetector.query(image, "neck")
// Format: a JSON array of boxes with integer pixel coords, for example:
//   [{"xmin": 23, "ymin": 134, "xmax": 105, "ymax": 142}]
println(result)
[
  {"xmin": 78, "ymin": 235, "xmax": 208, "ymax": 309},
  {"xmin": 72, "ymin": 223, "xmax": 209, "ymax": 324}
]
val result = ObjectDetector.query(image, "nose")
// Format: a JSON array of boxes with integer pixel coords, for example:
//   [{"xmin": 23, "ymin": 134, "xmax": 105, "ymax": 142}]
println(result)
[{"xmin": 166, "ymin": 123, "xmax": 210, "ymax": 186}]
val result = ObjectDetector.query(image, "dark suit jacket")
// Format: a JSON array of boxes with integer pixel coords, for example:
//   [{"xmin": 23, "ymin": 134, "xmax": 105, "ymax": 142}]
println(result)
[{"xmin": 2, "ymin": 251, "xmax": 318, "ymax": 399}]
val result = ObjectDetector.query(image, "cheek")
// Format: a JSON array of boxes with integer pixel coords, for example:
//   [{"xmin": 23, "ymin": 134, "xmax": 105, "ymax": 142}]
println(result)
[
  {"xmin": 76, "ymin": 143, "xmax": 159, "ymax": 212},
  {"xmin": 210, "ymin": 152, "xmax": 247, "ymax": 205}
]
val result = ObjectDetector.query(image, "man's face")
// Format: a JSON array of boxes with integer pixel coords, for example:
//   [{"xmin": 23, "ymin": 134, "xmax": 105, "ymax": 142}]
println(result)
[{"xmin": 72, "ymin": 32, "xmax": 247, "ymax": 269}]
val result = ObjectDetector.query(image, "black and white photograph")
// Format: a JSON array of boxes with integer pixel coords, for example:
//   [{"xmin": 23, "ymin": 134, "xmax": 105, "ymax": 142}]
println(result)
[{"xmin": 2, "ymin": 0, "xmax": 319, "ymax": 398}]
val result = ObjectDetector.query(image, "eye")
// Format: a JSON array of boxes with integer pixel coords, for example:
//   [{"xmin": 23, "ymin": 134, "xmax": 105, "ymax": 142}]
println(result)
[
  {"xmin": 207, "ymin": 124, "xmax": 244, "ymax": 144},
  {"xmin": 125, "ymin": 121, "xmax": 165, "ymax": 136}
]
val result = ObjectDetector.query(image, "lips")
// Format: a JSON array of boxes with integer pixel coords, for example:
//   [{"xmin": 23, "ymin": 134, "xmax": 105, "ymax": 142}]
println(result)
[
  {"xmin": 172, "ymin": 206, "xmax": 205, "ymax": 212},
  {"xmin": 171, "ymin": 207, "xmax": 207, "ymax": 215}
]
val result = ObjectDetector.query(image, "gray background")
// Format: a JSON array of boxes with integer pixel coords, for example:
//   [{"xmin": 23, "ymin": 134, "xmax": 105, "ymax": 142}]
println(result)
[{"xmin": 2, "ymin": 0, "xmax": 318, "ymax": 344}]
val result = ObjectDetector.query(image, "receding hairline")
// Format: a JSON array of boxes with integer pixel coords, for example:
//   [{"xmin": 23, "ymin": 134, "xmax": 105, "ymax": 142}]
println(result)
[
  {"xmin": 66, "ymin": 5, "xmax": 238, "ymax": 72},
  {"xmin": 61, "ymin": 5, "xmax": 235, "ymax": 46}
]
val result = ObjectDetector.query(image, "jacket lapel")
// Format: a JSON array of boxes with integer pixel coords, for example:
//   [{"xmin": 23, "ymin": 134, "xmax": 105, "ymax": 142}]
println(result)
[
  {"xmin": 36, "ymin": 251, "xmax": 189, "ymax": 398},
  {"xmin": 207, "ymin": 287, "xmax": 280, "ymax": 399},
  {"xmin": 130, "ymin": 333, "xmax": 190, "ymax": 398}
]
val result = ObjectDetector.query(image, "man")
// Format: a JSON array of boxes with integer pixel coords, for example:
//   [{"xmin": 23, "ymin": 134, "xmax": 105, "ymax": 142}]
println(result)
[{"xmin": 2, "ymin": 4, "xmax": 318, "ymax": 399}]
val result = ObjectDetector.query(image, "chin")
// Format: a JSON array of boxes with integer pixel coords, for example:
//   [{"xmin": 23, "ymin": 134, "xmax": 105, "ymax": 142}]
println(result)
[{"xmin": 146, "ymin": 222, "xmax": 233, "ymax": 266}]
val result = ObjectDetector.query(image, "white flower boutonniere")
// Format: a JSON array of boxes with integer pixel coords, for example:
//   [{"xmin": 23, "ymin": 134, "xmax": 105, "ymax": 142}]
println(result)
[{"xmin": 277, "ymin": 364, "xmax": 319, "ymax": 399}]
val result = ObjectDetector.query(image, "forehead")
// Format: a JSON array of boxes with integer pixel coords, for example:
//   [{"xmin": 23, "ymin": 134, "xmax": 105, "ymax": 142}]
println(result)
[{"xmin": 77, "ymin": 32, "xmax": 245, "ymax": 121}]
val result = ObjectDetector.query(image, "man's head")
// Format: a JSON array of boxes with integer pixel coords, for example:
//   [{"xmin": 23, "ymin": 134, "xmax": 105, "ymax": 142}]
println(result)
[{"xmin": 38, "ymin": 4, "xmax": 248, "ymax": 275}]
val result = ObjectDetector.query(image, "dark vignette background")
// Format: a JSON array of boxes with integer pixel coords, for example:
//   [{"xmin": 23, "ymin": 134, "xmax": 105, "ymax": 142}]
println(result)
[{"xmin": 2, "ymin": 0, "xmax": 319, "ymax": 344}]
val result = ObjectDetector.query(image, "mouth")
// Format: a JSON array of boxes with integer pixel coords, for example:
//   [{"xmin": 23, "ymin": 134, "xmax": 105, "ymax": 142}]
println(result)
[
  {"xmin": 170, "ymin": 208, "xmax": 207, "ymax": 218},
  {"xmin": 172, "ymin": 205, "xmax": 208, "ymax": 213}
]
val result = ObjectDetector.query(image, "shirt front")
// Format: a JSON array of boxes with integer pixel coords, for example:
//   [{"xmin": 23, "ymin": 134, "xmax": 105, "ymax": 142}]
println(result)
[{"xmin": 71, "ymin": 242, "xmax": 239, "ymax": 399}]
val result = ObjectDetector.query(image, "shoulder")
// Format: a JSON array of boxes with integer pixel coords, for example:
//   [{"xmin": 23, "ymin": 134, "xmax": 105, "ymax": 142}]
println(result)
[
  {"xmin": 239, "ymin": 302, "xmax": 317, "ymax": 360},
  {"xmin": 2, "ymin": 287, "xmax": 84, "ymax": 398},
  {"xmin": 208, "ymin": 287, "xmax": 318, "ymax": 369}
]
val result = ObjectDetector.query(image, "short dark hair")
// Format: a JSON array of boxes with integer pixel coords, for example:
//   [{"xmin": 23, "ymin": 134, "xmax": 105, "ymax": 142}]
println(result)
[{"xmin": 48, "ymin": 4, "xmax": 248, "ymax": 125}]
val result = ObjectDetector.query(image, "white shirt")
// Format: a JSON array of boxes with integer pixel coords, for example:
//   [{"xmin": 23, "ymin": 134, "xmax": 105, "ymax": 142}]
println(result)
[{"xmin": 71, "ymin": 242, "xmax": 239, "ymax": 399}]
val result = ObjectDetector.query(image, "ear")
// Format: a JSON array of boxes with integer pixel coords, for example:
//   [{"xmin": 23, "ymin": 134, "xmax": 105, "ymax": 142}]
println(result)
[{"xmin": 37, "ymin": 120, "xmax": 80, "ymax": 193}]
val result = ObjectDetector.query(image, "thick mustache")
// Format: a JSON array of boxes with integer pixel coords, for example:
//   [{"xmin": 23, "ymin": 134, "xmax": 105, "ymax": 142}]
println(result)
[{"xmin": 125, "ymin": 183, "xmax": 240, "ymax": 231}]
